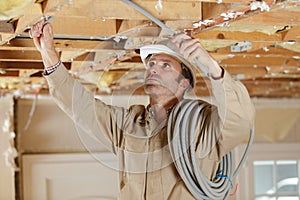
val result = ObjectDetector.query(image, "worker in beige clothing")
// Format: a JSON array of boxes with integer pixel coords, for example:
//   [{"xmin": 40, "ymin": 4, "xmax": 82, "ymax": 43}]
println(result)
[{"xmin": 30, "ymin": 21, "xmax": 255, "ymax": 199}]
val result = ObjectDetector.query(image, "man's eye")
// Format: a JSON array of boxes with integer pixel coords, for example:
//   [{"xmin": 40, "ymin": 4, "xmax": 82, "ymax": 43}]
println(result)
[
  {"xmin": 147, "ymin": 61, "xmax": 155, "ymax": 68},
  {"xmin": 162, "ymin": 63, "xmax": 171, "ymax": 70}
]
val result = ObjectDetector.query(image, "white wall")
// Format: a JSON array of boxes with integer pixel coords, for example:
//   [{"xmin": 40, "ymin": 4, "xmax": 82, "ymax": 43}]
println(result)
[
  {"xmin": 18, "ymin": 96, "xmax": 300, "ymax": 154},
  {"xmin": 0, "ymin": 95, "xmax": 15, "ymax": 200},
  {"xmin": 17, "ymin": 95, "xmax": 149, "ymax": 153}
]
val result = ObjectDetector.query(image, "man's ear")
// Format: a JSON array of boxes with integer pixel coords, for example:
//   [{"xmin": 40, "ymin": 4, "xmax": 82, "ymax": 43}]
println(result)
[{"xmin": 179, "ymin": 78, "xmax": 191, "ymax": 90}]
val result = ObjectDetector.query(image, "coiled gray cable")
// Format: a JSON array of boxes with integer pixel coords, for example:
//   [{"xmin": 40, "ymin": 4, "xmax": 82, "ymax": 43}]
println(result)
[{"xmin": 168, "ymin": 99, "xmax": 254, "ymax": 199}]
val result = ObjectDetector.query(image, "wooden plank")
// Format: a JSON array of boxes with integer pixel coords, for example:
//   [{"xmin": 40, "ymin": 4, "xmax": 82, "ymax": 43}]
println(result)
[
  {"xmin": 0, "ymin": 50, "xmax": 42, "ymax": 61},
  {"xmin": 200, "ymin": 39, "xmax": 276, "ymax": 52},
  {"xmin": 15, "ymin": 3, "xmax": 43, "ymax": 34},
  {"xmin": 117, "ymin": 20, "xmax": 145, "ymax": 33},
  {"xmin": 284, "ymin": 26, "xmax": 300, "ymax": 42},
  {"xmin": 51, "ymin": 17, "xmax": 117, "ymax": 37},
  {"xmin": 44, "ymin": 0, "xmax": 202, "ymax": 20},
  {"xmin": 235, "ymin": 10, "xmax": 300, "ymax": 26},
  {"xmin": 0, "ymin": 33, "xmax": 16, "ymax": 44},
  {"xmin": 0, "ymin": 21, "xmax": 14, "ymax": 33},
  {"xmin": 194, "ymin": 29, "xmax": 283, "ymax": 41},
  {"xmin": 202, "ymin": 2, "xmax": 232, "ymax": 20},
  {"xmin": 160, "ymin": 20, "xmax": 194, "ymax": 36},
  {"xmin": 0, "ymin": 61, "xmax": 71, "ymax": 70},
  {"xmin": 192, "ymin": 0, "xmax": 278, "ymax": 33},
  {"xmin": 0, "ymin": 38, "xmax": 105, "ymax": 51},
  {"xmin": 220, "ymin": 55, "xmax": 300, "ymax": 67},
  {"xmin": 224, "ymin": 66, "xmax": 267, "ymax": 79},
  {"xmin": 238, "ymin": 47, "xmax": 300, "ymax": 56}
]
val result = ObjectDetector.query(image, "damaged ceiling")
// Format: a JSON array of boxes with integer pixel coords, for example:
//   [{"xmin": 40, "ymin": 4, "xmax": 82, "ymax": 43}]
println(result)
[{"xmin": 0, "ymin": 0, "xmax": 299, "ymax": 98}]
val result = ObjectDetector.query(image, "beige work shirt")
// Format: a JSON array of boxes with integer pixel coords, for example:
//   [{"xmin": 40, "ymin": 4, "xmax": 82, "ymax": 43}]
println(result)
[{"xmin": 45, "ymin": 64, "xmax": 255, "ymax": 200}]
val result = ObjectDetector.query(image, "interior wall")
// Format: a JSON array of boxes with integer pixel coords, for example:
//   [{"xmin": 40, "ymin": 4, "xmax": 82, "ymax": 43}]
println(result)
[
  {"xmin": 252, "ymin": 98, "xmax": 300, "ymax": 143},
  {"xmin": 17, "ymin": 96, "xmax": 300, "ymax": 154},
  {"xmin": 17, "ymin": 95, "xmax": 149, "ymax": 153},
  {"xmin": 0, "ymin": 95, "xmax": 15, "ymax": 200}
]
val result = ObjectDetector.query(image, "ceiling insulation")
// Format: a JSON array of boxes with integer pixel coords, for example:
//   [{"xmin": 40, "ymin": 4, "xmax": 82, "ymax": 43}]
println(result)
[{"xmin": 0, "ymin": 0, "xmax": 35, "ymax": 20}]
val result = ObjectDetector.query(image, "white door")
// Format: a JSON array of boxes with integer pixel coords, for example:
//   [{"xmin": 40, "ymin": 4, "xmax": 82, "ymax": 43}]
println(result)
[{"xmin": 22, "ymin": 153, "xmax": 119, "ymax": 200}]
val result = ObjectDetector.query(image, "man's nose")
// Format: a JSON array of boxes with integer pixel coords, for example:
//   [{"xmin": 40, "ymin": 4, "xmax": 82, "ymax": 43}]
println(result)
[{"xmin": 148, "ymin": 64, "xmax": 159, "ymax": 74}]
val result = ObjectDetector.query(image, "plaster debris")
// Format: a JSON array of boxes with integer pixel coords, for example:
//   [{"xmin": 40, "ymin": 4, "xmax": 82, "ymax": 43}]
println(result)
[
  {"xmin": 193, "ymin": 19, "xmax": 215, "ymax": 28},
  {"xmin": 292, "ymin": 56, "xmax": 300, "ymax": 59},
  {"xmin": 250, "ymin": 1, "xmax": 270, "ymax": 12},
  {"xmin": 220, "ymin": 11, "xmax": 244, "ymax": 20},
  {"xmin": 2, "ymin": 117, "xmax": 11, "ymax": 133},
  {"xmin": 217, "ymin": 21, "xmax": 230, "ymax": 27},
  {"xmin": 155, "ymin": 0, "xmax": 163, "ymax": 12},
  {"xmin": 235, "ymin": 74, "xmax": 245, "ymax": 79},
  {"xmin": 13, "ymin": 89, "xmax": 23, "ymax": 97},
  {"xmin": 230, "ymin": 41, "xmax": 252, "ymax": 52},
  {"xmin": 265, "ymin": 66, "xmax": 271, "ymax": 72},
  {"xmin": 3, "ymin": 146, "xmax": 18, "ymax": 170},
  {"xmin": 283, "ymin": 41, "xmax": 296, "ymax": 45}
]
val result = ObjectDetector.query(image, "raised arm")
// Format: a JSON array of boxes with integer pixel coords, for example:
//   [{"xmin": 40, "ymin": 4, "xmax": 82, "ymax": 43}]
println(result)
[
  {"xmin": 172, "ymin": 34, "xmax": 255, "ymax": 159},
  {"xmin": 30, "ymin": 22, "xmax": 126, "ymax": 154}
]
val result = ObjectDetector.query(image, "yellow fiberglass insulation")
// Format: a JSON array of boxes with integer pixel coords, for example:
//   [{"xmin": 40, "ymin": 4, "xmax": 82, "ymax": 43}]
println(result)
[{"xmin": 0, "ymin": 0, "xmax": 35, "ymax": 20}]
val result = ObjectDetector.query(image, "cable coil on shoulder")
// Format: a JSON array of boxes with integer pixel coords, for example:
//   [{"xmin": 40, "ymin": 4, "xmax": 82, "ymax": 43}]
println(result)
[{"xmin": 167, "ymin": 99, "xmax": 254, "ymax": 200}]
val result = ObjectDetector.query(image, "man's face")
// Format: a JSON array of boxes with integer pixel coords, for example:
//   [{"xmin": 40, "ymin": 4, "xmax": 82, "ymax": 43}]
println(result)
[{"xmin": 144, "ymin": 54, "xmax": 185, "ymax": 96}]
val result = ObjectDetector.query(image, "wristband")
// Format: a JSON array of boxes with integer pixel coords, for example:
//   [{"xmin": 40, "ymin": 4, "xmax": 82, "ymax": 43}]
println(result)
[{"xmin": 43, "ymin": 60, "xmax": 62, "ymax": 76}]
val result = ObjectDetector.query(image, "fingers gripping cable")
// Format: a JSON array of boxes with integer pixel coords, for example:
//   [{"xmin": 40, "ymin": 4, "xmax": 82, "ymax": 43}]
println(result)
[{"xmin": 167, "ymin": 99, "xmax": 254, "ymax": 199}]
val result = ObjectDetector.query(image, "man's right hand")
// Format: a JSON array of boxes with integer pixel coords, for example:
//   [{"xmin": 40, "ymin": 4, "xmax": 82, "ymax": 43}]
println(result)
[{"xmin": 29, "ymin": 21, "xmax": 60, "ymax": 68}]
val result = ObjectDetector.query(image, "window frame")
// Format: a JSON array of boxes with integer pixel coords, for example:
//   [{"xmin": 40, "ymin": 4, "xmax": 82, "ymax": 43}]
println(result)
[{"xmin": 235, "ymin": 143, "xmax": 300, "ymax": 200}]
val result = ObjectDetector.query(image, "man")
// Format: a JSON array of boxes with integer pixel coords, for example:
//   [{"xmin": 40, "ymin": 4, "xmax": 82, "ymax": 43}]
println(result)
[{"xmin": 30, "ymin": 21, "xmax": 255, "ymax": 199}]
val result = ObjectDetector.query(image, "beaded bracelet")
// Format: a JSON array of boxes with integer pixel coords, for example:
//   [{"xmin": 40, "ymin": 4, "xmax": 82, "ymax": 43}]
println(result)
[{"xmin": 43, "ymin": 60, "xmax": 62, "ymax": 76}]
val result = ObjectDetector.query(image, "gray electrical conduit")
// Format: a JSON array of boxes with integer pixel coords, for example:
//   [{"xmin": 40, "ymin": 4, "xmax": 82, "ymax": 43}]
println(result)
[
  {"xmin": 120, "ymin": 1, "xmax": 255, "ymax": 199},
  {"xmin": 120, "ymin": 0, "xmax": 174, "ymax": 36},
  {"xmin": 168, "ymin": 99, "xmax": 254, "ymax": 199},
  {"xmin": 120, "ymin": 0, "xmax": 210, "ymax": 76}
]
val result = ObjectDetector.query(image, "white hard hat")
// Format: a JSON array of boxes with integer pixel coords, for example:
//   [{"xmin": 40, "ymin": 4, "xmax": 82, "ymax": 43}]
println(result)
[{"xmin": 140, "ymin": 39, "xmax": 196, "ymax": 88}]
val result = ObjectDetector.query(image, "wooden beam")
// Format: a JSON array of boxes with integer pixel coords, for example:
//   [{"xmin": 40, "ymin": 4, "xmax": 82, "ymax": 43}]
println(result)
[
  {"xmin": 0, "ymin": 50, "xmax": 42, "ymax": 61},
  {"xmin": 194, "ymin": 29, "xmax": 283, "ymax": 41},
  {"xmin": 235, "ymin": 10, "xmax": 300, "ymax": 27},
  {"xmin": 192, "ymin": 0, "xmax": 276, "ymax": 33},
  {"xmin": 219, "ymin": 55, "xmax": 300, "ymax": 67},
  {"xmin": 0, "ymin": 61, "xmax": 71, "ymax": 70},
  {"xmin": 0, "ymin": 21, "xmax": 14, "ymax": 33},
  {"xmin": 284, "ymin": 26, "xmax": 300, "ymax": 42},
  {"xmin": 202, "ymin": 2, "xmax": 232, "ymax": 20},
  {"xmin": 51, "ymin": 17, "xmax": 117, "ymax": 37},
  {"xmin": 15, "ymin": 3, "xmax": 43, "ymax": 34},
  {"xmin": 44, "ymin": 0, "xmax": 202, "ymax": 20}
]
